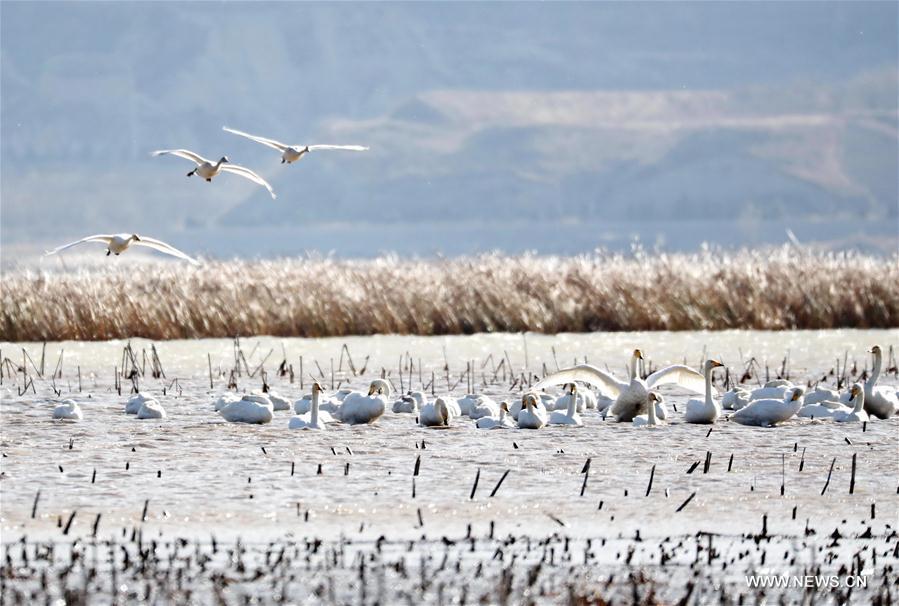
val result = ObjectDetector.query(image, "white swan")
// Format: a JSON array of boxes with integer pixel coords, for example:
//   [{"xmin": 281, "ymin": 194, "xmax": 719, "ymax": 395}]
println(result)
[
  {"xmin": 45, "ymin": 233, "xmax": 199, "ymax": 265},
  {"xmin": 802, "ymin": 386, "xmax": 841, "ymax": 407},
  {"xmin": 53, "ymin": 400, "xmax": 83, "ymax": 420},
  {"xmin": 552, "ymin": 383, "xmax": 593, "ymax": 413},
  {"xmin": 476, "ymin": 402, "xmax": 517, "ymax": 429},
  {"xmin": 219, "ymin": 395, "xmax": 274, "ymax": 424},
  {"xmin": 548, "ymin": 384, "xmax": 583, "ymax": 426},
  {"xmin": 633, "ymin": 393, "xmax": 664, "ymax": 427},
  {"xmin": 468, "ymin": 395, "xmax": 500, "ymax": 420},
  {"xmin": 126, "ymin": 392, "xmax": 155, "ymax": 414},
  {"xmin": 748, "ymin": 385, "xmax": 793, "ymax": 402},
  {"xmin": 223, "ymin": 126, "xmax": 369, "ymax": 165},
  {"xmin": 510, "ymin": 393, "xmax": 548, "ymax": 420},
  {"xmin": 731, "ymin": 387, "xmax": 804, "ymax": 427},
  {"xmin": 721, "ymin": 387, "xmax": 750, "ymax": 411},
  {"xmin": 684, "ymin": 360, "xmax": 724, "ymax": 424},
  {"xmin": 213, "ymin": 393, "xmax": 241, "ymax": 412},
  {"xmin": 456, "ymin": 394, "xmax": 480, "ymax": 416},
  {"xmin": 535, "ymin": 349, "xmax": 706, "ymax": 422},
  {"xmin": 339, "ymin": 379, "xmax": 389, "ymax": 425},
  {"xmin": 137, "ymin": 400, "xmax": 166, "ymax": 419},
  {"xmin": 392, "ymin": 391, "xmax": 425, "ymax": 414},
  {"xmin": 419, "ymin": 397, "xmax": 456, "ymax": 427},
  {"xmin": 152, "ymin": 149, "xmax": 276, "ymax": 199},
  {"xmin": 289, "ymin": 382, "xmax": 328, "ymax": 430},
  {"xmin": 861, "ymin": 345, "xmax": 898, "ymax": 419},
  {"xmin": 833, "ymin": 384, "xmax": 869, "ymax": 423},
  {"xmin": 798, "ymin": 388, "xmax": 851, "ymax": 419},
  {"xmin": 518, "ymin": 394, "xmax": 548, "ymax": 429}
]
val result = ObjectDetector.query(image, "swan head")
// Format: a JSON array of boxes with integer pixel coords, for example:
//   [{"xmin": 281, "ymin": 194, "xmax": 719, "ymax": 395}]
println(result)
[
  {"xmin": 219, "ymin": 156, "xmax": 230, "ymax": 164},
  {"xmin": 788, "ymin": 388, "xmax": 804, "ymax": 401},
  {"xmin": 312, "ymin": 381, "xmax": 324, "ymax": 394},
  {"xmin": 565, "ymin": 383, "xmax": 577, "ymax": 395},
  {"xmin": 368, "ymin": 379, "xmax": 391, "ymax": 397},
  {"xmin": 706, "ymin": 359, "xmax": 723, "ymax": 371},
  {"xmin": 130, "ymin": 234, "xmax": 142, "ymax": 242},
  {"xmin": 434, "ymin": 397, "xmax": 449, "ymax": 425},
  {"xmin": 524, "ymin": 393, "xmax": 539, "ymax": 409},
  {"xmin": 647, "ymin": 392, "xmax": 661, "ymax": 404},
  {"xmin": 869, "ymin": 345, "xmax": 882, "ymax": 355},
  {"xmin": 499, "ymin": 401, "xmax": 510, "ymax": 413},
  {"xmin": 850, "ymin": 384, "xmax": 861, "ymax": 398},
  {"xmin": 633, "ymin": 349, "xmax": 644, "ymax": 360}
]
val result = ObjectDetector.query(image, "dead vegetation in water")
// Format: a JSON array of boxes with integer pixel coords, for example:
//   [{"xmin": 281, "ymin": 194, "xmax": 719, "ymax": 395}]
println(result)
[{"xmin": 2, "ymin": 247, "xmax": 897, "ymax": 341}]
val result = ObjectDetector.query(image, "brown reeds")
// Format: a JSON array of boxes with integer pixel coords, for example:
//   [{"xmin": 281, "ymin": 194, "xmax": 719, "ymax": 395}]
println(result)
[{"xmin": 2, "ymin": 247, "xmax": 897, "ymax": 341}]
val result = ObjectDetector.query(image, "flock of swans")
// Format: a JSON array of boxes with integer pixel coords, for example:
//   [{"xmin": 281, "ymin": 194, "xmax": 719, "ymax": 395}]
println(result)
[
  {"xmin": 44, "ymin": 127, "xmax": 368, "ymax": 264},
  {"xmin": 53, "ymin": 346, "xmax": 896, "ymax": 429}
]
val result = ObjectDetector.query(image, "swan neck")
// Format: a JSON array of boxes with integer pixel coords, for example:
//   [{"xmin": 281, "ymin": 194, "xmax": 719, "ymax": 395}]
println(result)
[
  {"xmin": 869, "ymin": 350, "xmax": 882, "ymax": 388},
  {"xmin": 629, "ymin": 355, "xmax": 638, "ymax": 381},
  {"xmin": 852, "ymin": 390, "xmax": 865, "ymax": 414},
  {"xmin": 704, "ymin": 364, "xmax": 714, "ymax": 408},
  {"xmin": 311, "ymin": 389, "xmax": 319, "ymax": 426},
  {"xmin": 647, "ymin": 397, "xmax": 657, "ymax": 425},
  {"xmin": 566, "ymin": 394, "xmax": 577, "ymax": 418}
]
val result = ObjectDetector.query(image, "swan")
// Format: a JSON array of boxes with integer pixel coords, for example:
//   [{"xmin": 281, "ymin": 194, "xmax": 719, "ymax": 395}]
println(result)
[
  {"xmin": 222, "ymin": 126, "xmax": 369, "ymax": 165},
  {"xmin": 802, "ymin": 386, "xmax": 840, "ymax": 406},
  {"xmin": 731, "ymin": 387, "xmax": 803, "ymax": 427},
  {"xmin": 476, "ymin": 402, "xmax": 516, "ymax": 429},
  {"xmin": 833, "ymin": 384, "xmax": 869, "ymax": 423},
  {"xmin": 535, "ymin": 349, "xmax": 705, "ymax": 422},
  {"xmin": 748, "ymin": 386, "xmax": 793, "ymax": 402},
  {"xmin": 684, "ymin": 360, "xmax": 724, "ymax": 424},
  {"xmin": 548, "ymin": 384, "xmax": 583, "ymax": 426},
  {"xmin": 294, "ymin": 391, "xmax": 341, "ymax": 415},
  {"xmin": 633, "ymin": 393, "xmax": 665, "ymax": 427},
  {"xmin": 518, "ymin": 394, "xmax": 548, "ymax": 429},
  {"xmin": 552, "ymin": 383, "xmax": 593, "ymax": 413},
  {"xmin": 289, "ymin": 382, "xmax": 328, "ymax": 430},
  {"xmin": 152, "ymin": 149, "xmax": 276, "ymax": 199},
  {"xmin": 339, "ymin": 379, "xmax": 390, "ymax": 425},
  {"xmin": 137, "ymin": 400, "xmax": 166, "ymax": 420},
  {"xmin": 457, "ymin": 394, "xmax": 480, "ymax": 416},
  {"xmin": 392, "ymin": 391, "xmax": 425, "ymax": 414},
  {"xmin": 721, "ymin": 387, "xmax": 750, "ymax": 411},
  {"xmin": 251, "ymin": 390, "xmax": 290, "ymax": 411},
  {"xmin": 53, "ymin": 400, "xmax": 83, "ymax": 420},
  {"xmin": 468, "ymin": 395, "xmax": 500, "ymax": 420},
  {"xmin": 510, "ymin": 393, "xmax": 548, "ymax": 420},
  {"xmin": 213, "ymin": 393, "xmax": 242, "ymax": 412},
  {"xmin": 797, "ymin": 398, "xmax": 850, "ymax": 419},
  {"xmin": 419, "ymin": 397, "xmax": 457, "ymax": 427},
  {"xmin": 45, "ymin": 233, "xmax": 199, "ymax": 265},
  {"xmin": 861, "ymin": 345, "xmax": 898, "ymax": 419},
  {"xmin": 219, "ymin": 395, "xmax": 274, "ymax": 424},
  {"xmin": 126, "ymin": 392, "xmax": 155, "ymax": 414}
]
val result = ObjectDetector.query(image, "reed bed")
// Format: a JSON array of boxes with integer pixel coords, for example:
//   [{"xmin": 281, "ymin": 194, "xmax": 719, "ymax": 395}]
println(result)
[{"xmin": 2, "ymin": 247, "xmax": 897, "ymax": 341}]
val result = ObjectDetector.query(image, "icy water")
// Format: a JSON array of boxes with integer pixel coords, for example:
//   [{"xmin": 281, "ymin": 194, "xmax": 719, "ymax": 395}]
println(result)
[{"xmin": 1, "ymin": 330, "xmax": 898, "ymax": 603}]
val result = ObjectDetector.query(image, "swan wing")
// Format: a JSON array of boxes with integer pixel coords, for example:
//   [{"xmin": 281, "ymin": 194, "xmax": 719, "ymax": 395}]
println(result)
[
  {"xmin": 45, "ymin": 234, "xmax": 114, "ymax": 256},
  {"xmin": 306, "ymin": 144, "xmax": 370, "ymax": 152},
  {"xmin": 646, "ymin": 365, "xmax": 709, "ymax": 395},
  {"xmin": 219, "ymin": 164, "xmax": 277, "ymax": 199},
  {"xmin": 222, "ymin": 127, "xmax": 289, "ymax": 152},
  {"xmin": 534, "ymin": 364, "xmax": 626, "ymax": 399},
  {"xmin": 151, "ymin": 149, "xmax": 207, "ymax": 165},
  {"xmin": 134, "ymin": 236, "xmax": 200, "ymax": 265}
]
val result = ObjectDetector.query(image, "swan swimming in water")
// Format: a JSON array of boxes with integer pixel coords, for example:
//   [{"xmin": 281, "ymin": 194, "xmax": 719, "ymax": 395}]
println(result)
[
  {"xmin": 731, "ymin": 387, "xmax": 803, "ymax": 427},
  {"xmin": 289, "ymin": 382, "xmax": 328, "ymax": 430},
  {"xmin": 833, "ymin": 384, "xmax": 868, "ymax": 423},
  {"xmin": 339, "ymin": 379, "xmax": 390, "ymax": 425},
  {"xmin": 551, "ymin": 383, "xmax": 594, "ymax": 413},
  {"xmin": 53, "ymin": 400, "xmax": 83, "ymax": 420},
  {"xmin": 137, "ymin": 400, "xmax": 166, "ymax": 420},
  {"xmin": 721, "ymin": 387, "xmax": 750, "ymax": 411},
  {"xmin": 633, "ymin": 393, "xmax": 665, "ymax": 427},
  {"xmin": 518, "ymin": 394, "xmax": 548, "ymax": 429},
  {"xmin": 152, "ymin": 149, "xmax": 276, "ymax": 199},
  {"xmin": 219, "ymin": 395, "xmax": 274, "ymax": 424},
  {"xmin": 45, "ymin": 233, "xmax": 199, "ymax": 265},
  {"xmin": 467, "ymin": 395, "xmax": 500, "ymax": 420},
  {"xmin": 419, "ymin": 397, "xmax": 457, "ymax": 427},
  {"xmin": 392, "ymin": 391, "xmax": 425, "ymax": 414},
  {"xmin": 860, "ymin": 345, "xmax": 898, "ymax": 419},
  {"xmin": 223, "ymin": 126, "xmax": 369, "ymax": 165},
  {"xmin": 548, "ymin": 384, "xmax": 583, "ymax": 426},
  {"xmin": 802, "ymin": 386, "xmax": 841, "ymax": 407},
  {"xmin": 535, "ymin": 349, "xmax": 706, "ymax": 422},
  {"xmin": 476, "ymin": 402, "xmax": 517, "ymax": 429},
  {"xmin": 213, "ymin": 393, "xmax": 241, "ymax": 412},
  {"xmin": 126, "ymin": 392, "xmax": 156, "ymax": 414},
  {"xmin": 684, "ymin": 360, "xmax": 724, "ymax": 424},
  {"xmin": 510, "ymin": 393, "xmax": 548, "ymax": 420}
]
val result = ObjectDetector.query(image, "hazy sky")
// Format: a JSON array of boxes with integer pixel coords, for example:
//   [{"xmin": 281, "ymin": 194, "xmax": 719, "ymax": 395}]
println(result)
[{"xmin": 2, "ymin": 2, "xmax": 896, "ymax": 260}]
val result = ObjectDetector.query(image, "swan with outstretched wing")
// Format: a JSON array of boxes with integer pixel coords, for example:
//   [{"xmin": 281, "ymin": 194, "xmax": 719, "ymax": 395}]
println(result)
[
  {"xmin": 45, "ymin": 233, "xmax": 199, "ymax": 265},
  {"xmin": 152, "ymin": 148, "xmax": 276, "ymax": 199},
  {"xmin": 223, "ymin": 126, "xmax": 368, "ymax": 165}
]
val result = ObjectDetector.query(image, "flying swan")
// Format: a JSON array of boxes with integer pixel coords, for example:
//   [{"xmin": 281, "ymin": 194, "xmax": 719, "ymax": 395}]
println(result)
[
  {"xmin": 223, "ymin": 126, "xmax": 369, "ymax": 165},
  {"xmin": 534, "ymin": 349, "xmax": 707, "ymax": 422},
  {"xmin": 151, "ymin": 149, "xmax": 276, "ymax": 199},
  {"xmin": 45, "ymin": 233, "xmax": 199, "ymax": 265}
]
